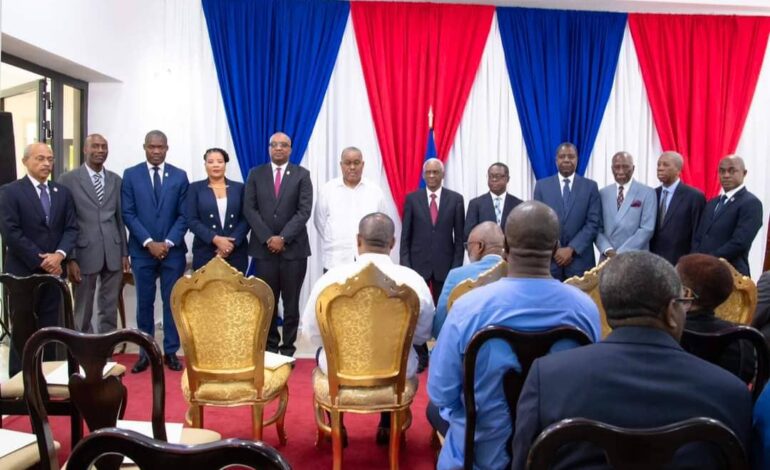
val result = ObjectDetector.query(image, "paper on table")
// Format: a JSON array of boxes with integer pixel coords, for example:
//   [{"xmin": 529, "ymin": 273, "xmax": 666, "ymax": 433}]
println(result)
[
  {"xmin": 44, "ymin": 362, "xmax": 118, "ymax": 386},
  {"xmin": 0, "ymin": 428, "xmax": 37, "ymax": 459},
  {"xmin": 264, "ymin": 351, "xmax": 296, "ymax": 370},
  {"xmin": 115, "ymin": 420, "xmax": 184, "ymax": 465}
]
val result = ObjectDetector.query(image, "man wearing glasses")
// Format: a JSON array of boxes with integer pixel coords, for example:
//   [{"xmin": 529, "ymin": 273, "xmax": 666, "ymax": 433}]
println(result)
[
  {"xmin": 243, "ymin": 132, "xmax": 313, "ymax": 357},
  {"xmin": 464, "ymin": 163, "xmax": 522, "ymax": 240}
]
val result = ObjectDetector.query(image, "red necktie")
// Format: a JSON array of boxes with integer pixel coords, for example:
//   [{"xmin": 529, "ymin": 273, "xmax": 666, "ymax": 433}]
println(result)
[
  {"xmin": 430, "ymin": 193, "xmax": 438, "ymax": 225},
  {"xmin": 274, "ymin": 167, "xmax": 282, "ymax": 197},
  {"xmin": 617, "ymin": 185, "xmax": 624, "ymax": 210}
]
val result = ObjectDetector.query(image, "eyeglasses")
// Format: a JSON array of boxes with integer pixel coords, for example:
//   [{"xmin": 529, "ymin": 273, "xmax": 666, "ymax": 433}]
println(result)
[
  {"xmin": 488, "ymin": 173, "xmax": 508, "ymax": 181},
  {"xmin": 463, "ymin": 241, "xmax": 483, "ymax": 251},
  {"xmin": 674, "ymin": 286, "xmax": 699, "ymax": 310},
  {"xmin": 270, "ymin": 142, "xmax": 291, "ymax": 149}
]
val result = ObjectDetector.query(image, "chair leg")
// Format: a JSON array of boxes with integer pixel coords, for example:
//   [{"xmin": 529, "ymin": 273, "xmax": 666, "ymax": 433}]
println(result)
[
  {"xmin": 189, "ymin": 404, "xmax": 203, "ymax": 428},
  {"xmin": 71, "ymin": 409, "xmax": 84, "ymax": 449},
  {"xmin": 389, "ymin": 410, "xmax": 401, "ymax": 470},
  {"xmin": 252, "ymin": 405, "xmax": 264, "ymax": 441},
  {"xmin": 331, "ymin": 410, "xmax": 343, "ymax": 470},
  {"xmin": 276, "ymin": 388, "xmax": 288, "ymax": 446}
]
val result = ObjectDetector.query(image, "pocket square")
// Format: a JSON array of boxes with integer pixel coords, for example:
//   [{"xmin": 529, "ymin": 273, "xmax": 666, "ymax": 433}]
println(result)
[{"xmin": 630, "ymin": 200, "xmax": 642, "ymax": 208}]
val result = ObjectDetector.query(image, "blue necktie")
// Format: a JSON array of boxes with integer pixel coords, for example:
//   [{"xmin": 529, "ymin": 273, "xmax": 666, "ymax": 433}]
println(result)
[
  {"xmin": 562, "ymin": 178, "xmax": 571, "ymax": 208},
  {"xmin": 38, "ymin": 183, "xmax": 51, "ymax": 224},
  {"xmin": 152, "ymin": 166, "xmax": 162, "ymax": 204},
  {"xmin": 714, "ymin": 195, "xmax": 727, "ymax": 215}
]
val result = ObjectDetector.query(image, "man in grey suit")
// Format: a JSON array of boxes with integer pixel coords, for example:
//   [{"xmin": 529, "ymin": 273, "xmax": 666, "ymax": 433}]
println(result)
[
  {"xmin": 59, "ymin": 134, "xmax": 129, "ymax": 333},
  {"xmin": 596, "ymin": 151, "xmax": 657, "ymax": 259}
]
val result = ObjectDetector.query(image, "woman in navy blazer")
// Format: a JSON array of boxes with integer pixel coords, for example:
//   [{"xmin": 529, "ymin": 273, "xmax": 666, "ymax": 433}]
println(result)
[{"xmin": 186, "ymin": 148, "xmax": 249, "ymax": 272}]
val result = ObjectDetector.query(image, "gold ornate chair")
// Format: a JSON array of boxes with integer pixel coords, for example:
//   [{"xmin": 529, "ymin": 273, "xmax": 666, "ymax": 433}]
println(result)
[
  {"xmin": 714, "ymin": 258, "xmax": 757, "ymax": 325},
  {"xmin": 171, "ymin": 256, "xmax": 290, "ymax": 444},
  {"xmin": 446, "ymin": 260, "xmax": 508, "ymax": 313},
  {"xmin": 564, "ymin": 260, "xmax": 611, "ymax": 338},
  {"xmin": 313, "ymin": 262, "xmax": 420, "ymax": 470}
]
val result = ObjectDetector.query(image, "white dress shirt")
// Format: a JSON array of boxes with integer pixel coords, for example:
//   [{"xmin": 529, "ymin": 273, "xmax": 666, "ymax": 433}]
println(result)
[
  {"xmin": 146, "ymin": 161, "xmax": 165, "ymax": 184},
  {"xmin": 313, "ymin": 177, "xmax": 387, "ymax": 269},
  {"xmin": 427, "ymin": 186, "xmax": 443, "ymax": 211},
  {"xmin": 27, "ymin": 175, "xmax": 66, "ymax": 257},
  {"xmin": 300, "ymin": 252, "xmax": 435, "ymax": 378}
]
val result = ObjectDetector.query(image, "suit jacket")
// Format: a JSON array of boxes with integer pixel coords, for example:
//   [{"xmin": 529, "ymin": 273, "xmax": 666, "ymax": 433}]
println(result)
[
  {"xmin": 242, "ymin": 162, "xmax": 312, "ymax": 260},
  {"xmin": 186, "ymin": 178, "xmax": 249, "ymax": 270},
  {"xmin": 121, "ymin": 162, "xmax": 189, "ymax": 259},
  {"xmin": 692, "ymin": 187, "xmax": 763, "ymax": 276},
  {"xmin": 0, "ymin": 177, "xmax": 78, "ymax": 275},
  {"xmin": 58, "ymin": 165, "xmax": 127, "ymax": 274},
  {"xmin": 511, "ymin": 327, "xmax": 752, "ymax": 470},
  {"xmin": 650, "ymin": 182, "xmax": 706, "ymax": 266},
  {"xmin": 400, "ymin": 187, "xmax": 465, "ymax": 282},
  {"xmin": 752, "ymin": 271, "xmax": 770, "ymax": 342},
  {"xmin": 533, "ymin": 174, "xmax": 601, "ymax": 279},
  {"xmin": 595, "ymin": 181, "xmax": 656, "ymax": 255},
  {"xmin": 464, "ymin": 192, "xmax": 522, "ymax": 240}
]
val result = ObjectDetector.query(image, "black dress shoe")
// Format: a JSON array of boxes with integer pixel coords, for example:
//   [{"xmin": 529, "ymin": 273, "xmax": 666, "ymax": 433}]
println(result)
[
  {"xmin": 131, "ymin": 356, "xmax": 150, "ymax": 374},
  {"xmin": 375, "ymin": 426, "xmax": 390, "ymax": 446},
  {"xmin": 164, "ymin": 354, "xmax": 183, "ymax": 371}
]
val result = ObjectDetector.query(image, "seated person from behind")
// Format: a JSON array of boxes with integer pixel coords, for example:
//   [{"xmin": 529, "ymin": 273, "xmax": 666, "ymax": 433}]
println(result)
[
  {"xmin": 433, "ymin": 221, "xmax": 505, "ymax": 338},
  {"xmin": 300, "ymin": 212, "xmax": 434, "ymax": 443},
  {"xmin": 511, "ymin": 251, "xmax": 753, "ymax": 470},
  {"xmin": 428, "ymin": 201, "xmax": 601, "ymax": 470},
  {"xmin": 753, "ymin": 383, "xmax": 770, "ymax": 470},
  {"xmin": 676, "ymin": 253, "xmax": 756, "ymax": 383},
  {"xmin": 752, "ymin": 269, "xmax": 770, "ymax": 343}
]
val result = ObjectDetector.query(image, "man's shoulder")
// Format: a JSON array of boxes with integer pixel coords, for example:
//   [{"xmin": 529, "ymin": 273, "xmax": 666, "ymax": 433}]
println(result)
[
  {"xmin": 599, "ymin": 183, "xmax": 616, "ymax": 195},
  {"xmin": 164, "ymin": 163, "xmax": 188, "ymax": 177},
  {"xmin": 287, "ymin": 163, "xmax": 310, "ymax": 176},
  {"xmin": 57, "ymin": 166, "xmax": 82, "ymax": 185},
  {"xmin": 677, "ymin": 183, "xmax": 705, "ymax": 199},
  {"xmin": 0, "ymin": 178, "xmax": 27, "ymax": 196},
  {"xmin": 468, "ymin": 193, "xmax": 488, "ymax": 206},
  {"xmin": 575, "ymin": 174, "xmax": 599, "ymax": 190},
  {"xmin": 736, "ymin": 187, "xmax": 761, "ymax": 206}
]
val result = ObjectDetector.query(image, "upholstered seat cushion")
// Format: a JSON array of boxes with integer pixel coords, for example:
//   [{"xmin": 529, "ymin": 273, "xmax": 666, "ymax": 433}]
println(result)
[
  {"xmin": 181, "ymin": 365, "xmax": 291, "ymax": 404},
  {"xmin": 312, "ymin": 367, "xmax": 418, "ymax": 408},
  {"xmin": 0, "ymin": 437, "xmax": 59, "ymax": 469},
  {"xmin": 0, "ymin": 361, "xmax": 127, "ymax": 399}
]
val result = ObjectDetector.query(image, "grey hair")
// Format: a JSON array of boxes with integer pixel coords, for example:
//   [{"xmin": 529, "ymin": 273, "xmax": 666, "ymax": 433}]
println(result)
[
  {"xmin": 423, "ymin": 158, "xmax": 444, "ymax": 172},
  {"xmin": 340, "ymin": 146, "xmax": 362, "ymax": 160},
  {"xmin": 23, "ymin": 142, "xmax": 52, "ymax": 159}
]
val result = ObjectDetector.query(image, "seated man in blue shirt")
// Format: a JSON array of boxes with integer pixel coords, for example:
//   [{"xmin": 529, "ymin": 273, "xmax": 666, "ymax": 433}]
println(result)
[
  {"xmin": 428, "ymin": 201, "xmax": 601, "ymax": 470},
  {"xmin": 753, "ymin": 384, "xmax": 770, "ymax": 470},
  {"xmin": 433, "ymin": 221, "xmax": 505, "ymax": 338}
]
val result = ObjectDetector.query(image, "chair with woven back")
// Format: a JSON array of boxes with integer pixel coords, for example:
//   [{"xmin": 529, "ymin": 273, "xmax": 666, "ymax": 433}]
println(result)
[
  {"xmin": 22, "ymin": 326, "xmax": 221, "ymax": 470},
  {"xmin": 313, "ymin": 262, "xmax": 420, "ymax": 470},
  {"xmin": 446, "ymin": 259, "xmax": 507, "ymax": 313},
  {"xmin": 526, "ymin": 417, "xmax": 749, "ymax": 470},
  {"xmin": 171, "ymin": 256, "xmax": 290, "ymax": 443},
  {"xmin": 462, "ymin": 325, "xmax": 593, "ymax": 470}
]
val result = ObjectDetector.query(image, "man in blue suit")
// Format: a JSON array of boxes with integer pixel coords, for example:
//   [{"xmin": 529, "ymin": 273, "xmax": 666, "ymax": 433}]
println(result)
[
  {"xmin": 433, "ymin": 221, "xmax": 505, "ymax": 338},
  {"xmin": 533, "ymin": 142, "xmax": 601, "ymax": 280},
  {"xmin": 122, "ymin": 130, "xmax": 189, "ymax": 373},
  {"xmin": 464, "ymin": 163, "xmax": 522, "ymax": 240},
  {"xmin": 596, "ymin": 151, "xmax": 656, "ymax": 259},
  {"xmin": 0, "ymin": 142, "xmax": 77, "ymax": 376},
  {"xmin": 693, "ymin": 155, "xmax": 763, "ymax": 277}
]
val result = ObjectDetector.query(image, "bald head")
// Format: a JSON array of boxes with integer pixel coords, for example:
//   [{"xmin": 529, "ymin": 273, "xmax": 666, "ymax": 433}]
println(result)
[
  {"xmin": 466, "ymin": 222, "xmax": 505, "ymax": 262},
  {"xmin": 505, "ymin": 201, "xmax": 559, "ymax": 264},
  {"xmin": 357, "ymin": 212, "xmax": 395, "ymax": 253},
  {"xmin": 718, "ymin": 154, "xmax": 747, "ymax": 192},
  {"xmin": 657, "ymin": 151, "xmax": 683, "ymax": 186}
]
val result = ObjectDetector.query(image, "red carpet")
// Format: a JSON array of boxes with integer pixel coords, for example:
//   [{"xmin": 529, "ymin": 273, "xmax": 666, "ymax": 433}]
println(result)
[{"xmin": 3, "ymin": 354, "xmax": 436, "ymax": 469}]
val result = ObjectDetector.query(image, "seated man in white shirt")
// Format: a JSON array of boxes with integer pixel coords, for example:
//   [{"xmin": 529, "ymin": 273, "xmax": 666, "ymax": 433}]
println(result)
[{"xmin": 301, "ymin": 212, "xmax": 435, "ymax": 444}]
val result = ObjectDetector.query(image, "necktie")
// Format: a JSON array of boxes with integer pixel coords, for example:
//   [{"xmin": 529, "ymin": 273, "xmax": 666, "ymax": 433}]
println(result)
[
  {"xmin": 617, "ymin": 185, "xmax": 624, "ymax": 210},
  {"xmin": 493, "ymin": 196, "xmax": 502, "ymax": 225},
  {"xmin": 562, "ymin": 178, "xmax": 571, "ymax": 208},
  {"xmin": 38, "ymin": 183, "xmax": 51, "ymax": 223},
  {"xmin": 714, "ymin": 195, "xmax": 727, "ymax": 215},
  {"xmin": 274, "ymin": 167, "xmax": 282, "ymax": 197},
  {"xmin": 152, "ymin": 166, "xmax": 162, "ymax": 204},
  {"xmin": 430, "ymin": 193, "xmax": 438, "ymax": 225},
  {"xmin": 658, "ymin": 189, "xmax": 668, "ymax": 227},
  {"xmin": 93, "ymin": 173, "xmax": 104, "ymax": 203}
]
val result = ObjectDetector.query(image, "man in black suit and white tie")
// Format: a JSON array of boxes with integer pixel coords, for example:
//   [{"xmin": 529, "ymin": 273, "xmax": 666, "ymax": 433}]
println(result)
[
  {"xmin": 243, "ymin": 132, "xmax": 312, "ymax": 357},
  {"xmin": 693, "ymin": 155, "xmax": 763, "ymax": 276},
  {"xmin": 464, "ymin": 162, "xmax": 522, "ymax": 240},
  {"xmin": 650, "ymin": 151, "xmax": 706, "ymax": 266}
]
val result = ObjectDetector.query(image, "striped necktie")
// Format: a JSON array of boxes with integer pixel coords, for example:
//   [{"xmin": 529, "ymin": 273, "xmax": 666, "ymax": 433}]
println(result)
[{"xmin": 93, "ymin": 173, "xmax": 104, "ymax": 203}]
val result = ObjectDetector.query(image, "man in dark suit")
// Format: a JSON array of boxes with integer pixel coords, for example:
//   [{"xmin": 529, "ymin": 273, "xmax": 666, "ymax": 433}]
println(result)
[
  {"xmin": 693, "ymin": 155, "xmax": 763, "ymax": 276},
  {"xmin": 0, "ymin": 142, "xmax": 77, "ymax": 376},
  {"xmin": 59, "ymin": 134, "xmax": 130, "ymax": 334},
  {"xmin": 649, "ymin": 151, "xmax": 706, "ymax": 265},
  {"xmin": 511, "ymin": 251, "xmax": 752, "ymax": 470},
  {"xmin": 122, "ymin": 130, "xmax": 189, "ymax": 373},
  {"xmin": 533, "ymin": 142, "xmax": 601, "ymax": 280},
  {"xmin": 464, "ymin": 162, "xmax": 522, "ymax": 240},
  {"xmin": 243, "ymin": 132, "xmax": 312, "ymax": 357}
]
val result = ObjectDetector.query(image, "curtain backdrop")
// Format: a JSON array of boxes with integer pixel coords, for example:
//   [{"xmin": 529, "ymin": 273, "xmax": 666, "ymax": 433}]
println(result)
[
  {"xmin": 630, "ymin": 14, "xmax": 770, "ymax": 197},
  {"xmin": 202, "ymin": 0, "xmax": 348, "ymax": 178},
  {"xmin": 497, "ymin": 7, "xmax": 627, "ymax": 178}
]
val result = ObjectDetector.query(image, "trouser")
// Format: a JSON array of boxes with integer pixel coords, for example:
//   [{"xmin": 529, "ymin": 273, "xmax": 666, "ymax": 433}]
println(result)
[
  {"xmin": 255, "ymin": 257, "xmax": 307, "ymax": 356},
  {"xmin": 131, "ymin": 254, "xmax": 185, "ymax": 355},
  {"xmin": 9, "ymin": 283, "xmax": 61, "ymax": 377},
  {"xmin": 73, "ymin": 267, "xmax": 122, "ymax": 334}
]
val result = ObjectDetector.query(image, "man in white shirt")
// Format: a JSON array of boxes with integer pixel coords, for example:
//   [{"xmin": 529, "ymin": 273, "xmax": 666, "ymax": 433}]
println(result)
[
  {"xmin": 314, "ymin": 147, "xmax": 387, "ymax": 272},
  {"xmin": 302, "ymin": 212, "xmax": 435, "ymax": 444}
]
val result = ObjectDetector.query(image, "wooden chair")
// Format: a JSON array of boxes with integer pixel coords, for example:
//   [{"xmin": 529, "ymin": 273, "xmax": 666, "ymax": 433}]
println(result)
[
  {"xmin": 313, "ymin": 262, "xmax": 420, "ymax": 470},
  {"xmin": 22, "ymin": 327, "xmax": 220, "ymax": 470},
  {"xmin": 564, "ymin": 260, "xmax": 611, "ymax": 338},
  {"xmin": 171, "ymin": 256, "xmax": 290, "ymax": 443},
  {"xmin": 463, "ymin": 325, "xmax": 592, "ymax": 470},
  {"xmin": 67, "ymin": 428, "xmax": 291, "ymax": 470},
  {"xmin": 446, "ymin": 260, "xmax": 507, "ymax": 313},
  {"xmin": 681, "ymin": 325, "xmax": 769, "ymax": 402},
  {"xmin": 714, "ymin": 258, "xmax": 757, "ymax": 325},
  {"xmin": 526, "ymin": 417, "xmax": 748, "ymax": 470}
]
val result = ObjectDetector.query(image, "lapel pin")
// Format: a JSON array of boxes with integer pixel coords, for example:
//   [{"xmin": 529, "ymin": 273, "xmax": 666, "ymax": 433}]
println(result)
[
  {"xmin": 286, "ymin": 171, "xmax": 290, "ymax": 176},
  {"xmin": 53, "ymin": 187, "xmax": 58, "ymax": 192},
  {"xmin": 165, "ymin": 173, "xmax": 169, "ymax": 177}
]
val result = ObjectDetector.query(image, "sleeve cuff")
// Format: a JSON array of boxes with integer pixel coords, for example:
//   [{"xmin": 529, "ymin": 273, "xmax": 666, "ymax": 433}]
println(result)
[
  {"xmin": 142, "ymin": 238, "xmax": 152, "ymax": 247},
  {"xmin": 165, "ymin": 240, "xmax": 175, "ymax": 247},
  {"xmin": 56, "ymin": 250, "xmax": 67, "ymax": 258}
]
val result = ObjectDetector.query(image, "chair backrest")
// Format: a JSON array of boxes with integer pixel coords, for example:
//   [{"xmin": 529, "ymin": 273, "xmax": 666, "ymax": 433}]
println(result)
[
  {"xmin": 446, "ymin": 260, "xmax": 507, "ymax": 312},
  {"xmin": 714, "ymin": 258, "xmax": 757, "ymax": 325},
  {"xmin": 22, "ymin": 327, "xmax": 166, "ymax": 470},
  {"xmin": 681, "ymin": 325, "xmax": 769, "ymax": 401},
  {"xmin": 564, "ymin": 261, "xmax": 611, "ymax": 338},
  {"xmin": 171, "ymin": 256, "xmax": 274, "ymax": 396},
  {"xmin": 316, "ymin": 262, "xmax": 420, "ymax": 402},
  {"xmin": 67, "ymin": 428, "xmax": 291, "ymax": 470},
  {"xmin": 462, "ymin": 325, "xmax": 592, "ymax": 470},
  {"xmin": 526, "ymin": 417, "xmax": 748, "ymax": 470}
]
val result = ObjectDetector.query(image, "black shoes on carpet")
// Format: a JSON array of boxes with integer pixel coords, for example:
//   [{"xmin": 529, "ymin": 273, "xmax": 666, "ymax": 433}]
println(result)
[
  {"xmin": 130, "ymin": 356, "xmax": 149, "ymax": 374},
  {"xmin": 130, "ymin": 353, "xmax": 183, "ymax": 373}
]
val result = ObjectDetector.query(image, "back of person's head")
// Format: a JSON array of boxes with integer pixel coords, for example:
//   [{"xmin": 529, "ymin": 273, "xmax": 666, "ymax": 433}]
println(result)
[
  {"xmin": 676, "ymin": 254, "xmax": 733, "ymax": 312},
  {"xmin": 357, "ymin": 212, "xmax": 395, "ymax": 254},
  {"xmin": 467, "ymin": 222, "xmax": 505, "ymax": 260},
  {"xmin": 504, "ymin": 201, "xmax": 559, "ymax": 277},
  {"xmin": 600, "ymin": 252, "xmax": 683, "ymax": 335}
]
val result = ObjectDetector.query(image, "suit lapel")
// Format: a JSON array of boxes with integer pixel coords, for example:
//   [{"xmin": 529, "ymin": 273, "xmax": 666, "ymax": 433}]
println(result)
[
  {"xmin": 48, "ymin": 182, "xmax": 64, "ymax": 224},
  {"xmin": 275, "ymin": 164, "xmax": 292, "ymax": 205},
  {"xmin": 157, "ymin": 165, "xmax": 173, "ymax": 208},
  {"xmin": 563, "ymin": 176, "xmax": 578, "ymax": 220},
  {"xmin": 615, "ymin": 183, "xmax": 637, "ymax": 223},
  {"xmin": 77, "ymin": 166, "xmax": 100, "ymax": 205},
  {"xmin": 711, "ymin": 188, "xmax": 745, "ymax": 224},
  {"xmin": 224, "ymin": 179, "xmax": 239, "ymax": 231},
  {"xmin": 660, "ymin": 184, "xmax": 682, "ymax": 228},
  {"xmin": 436, "ymin": 189, "xmax": 452, "ymax": 223},
  {"xmin": 22, "ymin": 177, "xmax": 47, "ymax": 223}
]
